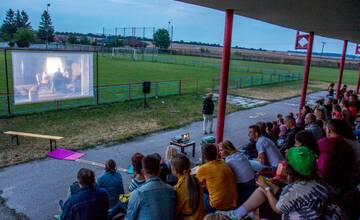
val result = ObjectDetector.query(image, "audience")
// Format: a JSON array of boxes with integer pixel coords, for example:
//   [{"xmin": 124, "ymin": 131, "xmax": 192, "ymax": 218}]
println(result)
[
  {"xmin": 96, "ymin": 159, "xmax": 124, "ymax": 208},
  {"xmin": 125, "ymin": 154, "xmax": 176, "ymax": 220},
  {"xmin": 171, "ymin": 154, "xmax": 204, "ymax": 220},
  {"xmin": 196, "ymin": 144, "xmax": 238, "ymax": 213},
  {"xmin": 61, "ymin": 168, "xmax": 109, "ymax": 220},
  {"xmin": 219, "ymin": 140, "xmax": 255, "ymax": 204},
  {"xmin": 248, "ymin": 125, "xmax": 284, "ymax": 171},
  {"xmin": 59, "ymin": 86, "xmax": 360, "ymax": 220}
]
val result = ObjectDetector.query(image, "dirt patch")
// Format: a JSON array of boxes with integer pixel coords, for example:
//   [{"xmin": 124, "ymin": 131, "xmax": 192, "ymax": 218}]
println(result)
[{"xmin": 229, "ymin": 81, "xmax": 329, "ymax": 101}]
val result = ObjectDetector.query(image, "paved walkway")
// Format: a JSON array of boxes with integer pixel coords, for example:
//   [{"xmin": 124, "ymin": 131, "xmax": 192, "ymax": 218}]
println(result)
[{"xmin": 0, "ymin": 91, "xmax": 326, "ymax": 219}]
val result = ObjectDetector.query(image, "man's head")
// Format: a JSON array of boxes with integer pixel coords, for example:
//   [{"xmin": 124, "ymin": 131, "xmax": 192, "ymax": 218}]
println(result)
[
  {"xmin": 304, "ymin": 113, "xmax": 316, "ymax": 125},
  {"xmin": 284, "ymin": 115, "xmax": 296, "ymax": 129},
  {"xmin": 105, "ymin": 159, "xmax": 117, "ymax": 173},
  {"xmin": 248, "ymin": 125, "xmax": 261, "ymax": 141},
  {"xmin": 201, "ymin": 144, "xmax": 218, "ymax": 163},
  {"xmin": 77, "ymin": 168, "xmax": 95, "ymax": 188},
  {"xmin": 141, "ymin": 154, "xmax": 160, "ymax": 179},
  {"xmin": 326, "ymin": 119, "xmax": 355, "ymax": 139},
  {"xmin": 207, "ymin": 93, "xmax": 213, "ymax": 99}
]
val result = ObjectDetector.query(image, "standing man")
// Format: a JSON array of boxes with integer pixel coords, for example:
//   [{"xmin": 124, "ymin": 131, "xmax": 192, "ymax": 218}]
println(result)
[{"xmin": 202, "ymin": 93, "xmax": 214, "ymax": 135}]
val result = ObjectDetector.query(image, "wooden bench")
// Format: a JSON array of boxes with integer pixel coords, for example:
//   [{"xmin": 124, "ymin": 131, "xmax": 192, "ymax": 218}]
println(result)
[{"xmin": 4, "ymin": 131, "xmax": 64, "ymax": 151}]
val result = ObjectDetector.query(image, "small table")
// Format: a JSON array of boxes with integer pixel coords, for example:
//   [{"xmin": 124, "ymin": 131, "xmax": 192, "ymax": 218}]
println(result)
[{"xmin": 170, "ymin": 140, "xmax": 196, "ymax": 157}]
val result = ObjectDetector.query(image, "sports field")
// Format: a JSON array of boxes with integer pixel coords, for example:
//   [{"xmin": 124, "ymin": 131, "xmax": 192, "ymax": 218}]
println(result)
[{"xmin": 1, "ymin": 51, "xmax": 358, "ymax": 94}]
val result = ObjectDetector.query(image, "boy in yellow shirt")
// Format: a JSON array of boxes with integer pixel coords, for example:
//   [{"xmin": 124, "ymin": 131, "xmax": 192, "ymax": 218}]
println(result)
[{"xmin": 196, "ymin": 144, "xmax": 238, "ymax": 213}]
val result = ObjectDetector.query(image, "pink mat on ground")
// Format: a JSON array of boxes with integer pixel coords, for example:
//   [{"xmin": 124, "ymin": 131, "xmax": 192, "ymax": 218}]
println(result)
[
  {"xmin": 63, "ymin": 152, "xmax": 85, "ymax": 160},
  {"xmin": 47, "ymin": 148, "xmax": 85, "ymax": 160}
]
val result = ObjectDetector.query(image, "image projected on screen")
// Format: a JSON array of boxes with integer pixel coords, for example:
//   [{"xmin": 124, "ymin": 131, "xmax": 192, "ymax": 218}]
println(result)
[{"xmin": 12, "ymin": 51, "xmax": 94, "ymax": 104}]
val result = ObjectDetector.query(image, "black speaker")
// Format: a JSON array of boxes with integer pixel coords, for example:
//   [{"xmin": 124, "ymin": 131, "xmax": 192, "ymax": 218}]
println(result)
[{"xmin": 143, "ymin": 81, "xmax": 151, "ymax": 94}]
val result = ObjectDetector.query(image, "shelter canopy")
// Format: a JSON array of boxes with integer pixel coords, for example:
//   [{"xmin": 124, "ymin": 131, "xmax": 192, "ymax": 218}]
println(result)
[{"xmin": 176, "ymin": 0, "xmax": 360, "ymax": 44}]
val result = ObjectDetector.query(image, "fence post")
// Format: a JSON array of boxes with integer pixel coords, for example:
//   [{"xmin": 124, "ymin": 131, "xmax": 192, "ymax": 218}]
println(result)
[
  {"xmin": 239, "ymin": 77, "xmax": 242, "ymax": 88},
  {"xmin": 250, "ymin": 76, "xmax": 253, "ymax": 86},
  {"xmin": 4, "ymin": 49, "xmax": 11, "ymax": 115},
  {"xmin": 179, "ymin": 80, "xmax": 182, "ymax": 95},
  {"xmin": 261, "ymin": 75, "xmax": 264, "ymax": 84},
  {"xmin": 128, "ymin": 83, "xmax": 132, "ymax": 100},
  {"xmin": 156, "ymin": 82, "xmax": 159, "ymax": 97},
  {"xmin": 196, "ymin": 80, "xmax": 199, "ymax": 95},
  {"xmin": 96, "ymin": 51, "xmax": 99, "ymax": 105}
]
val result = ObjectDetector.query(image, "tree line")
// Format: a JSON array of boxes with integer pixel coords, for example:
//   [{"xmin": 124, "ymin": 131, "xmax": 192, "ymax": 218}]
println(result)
[{"xmin": 0, "ymin": 9, "xmax": 54, "ymax": 47}]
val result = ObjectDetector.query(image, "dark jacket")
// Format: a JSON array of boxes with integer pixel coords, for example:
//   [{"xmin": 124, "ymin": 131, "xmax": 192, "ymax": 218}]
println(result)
[
  {"xmin": 61, "ymin": 186, "xmax": 109, "ymax": 220},
  {"xmin": 280, "ymin": 126, "xmax": 303, "ymax": 154},
  {"xmin": 202, "ymin": 97, "xmax": 214, "ymax": 115}
]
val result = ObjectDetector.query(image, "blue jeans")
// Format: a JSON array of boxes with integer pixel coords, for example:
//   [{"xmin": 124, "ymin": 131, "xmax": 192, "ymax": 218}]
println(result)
[
  {"xmin": 203, "ymin": 190, "xmax": 217, "ymax": 214},
  {"xmin": 108, "ymin": 201, "xmax": 127, "ymax": 219}
]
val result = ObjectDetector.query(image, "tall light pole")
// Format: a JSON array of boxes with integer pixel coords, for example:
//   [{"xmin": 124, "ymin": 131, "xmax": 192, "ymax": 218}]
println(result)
[
  {"xmin": 320, "ymin": 42, "xmax": 326, "ymax": 57},
  {"xmin": 45, "ymin": 3, "xmax": 51, "ymax": 48}
]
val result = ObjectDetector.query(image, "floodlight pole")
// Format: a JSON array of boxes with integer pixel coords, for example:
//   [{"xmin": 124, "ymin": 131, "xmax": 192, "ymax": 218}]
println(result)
[
  {"xmin": 216, "ymin": 9, "xmax": 233, "ymax": 145},
  {"xmin": 96, "ymin": 51, "xmax": 99, "ymax": 105},
  {"xmin": 4, "ymin": 49, "xmax": 11, "ymax": 115},
  {"xmin": 335, "ymin": 40, "xmax": 348, "ymax": 99},
  {"xmin": 299, "ymin": 32, "xmax": 314, "ymax": 112}
]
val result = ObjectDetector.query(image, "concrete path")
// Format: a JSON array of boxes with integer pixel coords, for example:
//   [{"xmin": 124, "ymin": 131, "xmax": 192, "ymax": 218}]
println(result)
[{"xmin": 0, "ymin": 91, "xmax": 326, "ymax": 219}]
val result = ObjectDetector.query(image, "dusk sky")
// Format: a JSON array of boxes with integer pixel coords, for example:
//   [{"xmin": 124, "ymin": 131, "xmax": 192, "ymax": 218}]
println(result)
[{"xmin": 1, "ymin": 0, "xmax": 358, "ymax": 54}]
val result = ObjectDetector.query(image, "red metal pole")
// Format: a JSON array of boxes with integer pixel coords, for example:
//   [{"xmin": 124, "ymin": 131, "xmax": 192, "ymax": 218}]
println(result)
[
  {"xmin": 216, "ymin": 9, "xmax": 234, "ymax": 145},
  {"xmin": 356, "ymin": 64, "xmax": 360, "ymax": 94},
  {"xmin": 299, "ymin": 32, "xmax": 314, "ymax": 112},
  {"xmin": 335, "ymin": 40, "xmax": 348, "ymax": 99}
]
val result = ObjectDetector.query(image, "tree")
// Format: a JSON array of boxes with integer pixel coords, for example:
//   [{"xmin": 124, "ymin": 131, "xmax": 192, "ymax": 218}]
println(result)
[
  {"xmin": 153, "ymin": 28, "xmax": 170, "ymax": 49},
  {"xmin": 67, "ymin": 35, "xmax": 78, "ymax": 44},
  {"xmin": 14, "ymin": 28, "xmax": 36, "ymax": 47},
  {"xmin": 16, "ymin": 10, "xmax": 31, "ymax": 29},
  {"xmin": 38, "ymin": 10, "xmax": 55, "ymax": 43},
  {"xmin": 79, "ymin": 36, "xmax": 90, "ymax": 45},
  {"xmin": 1, "ymin": 9, "xmax": 17, "ymax": 40}
]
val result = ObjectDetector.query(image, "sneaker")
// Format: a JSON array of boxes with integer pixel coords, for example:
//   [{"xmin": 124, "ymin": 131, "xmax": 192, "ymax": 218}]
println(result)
[{"xmin": 216, "ymin": 210, "xmax": 239, "ymax": 220}]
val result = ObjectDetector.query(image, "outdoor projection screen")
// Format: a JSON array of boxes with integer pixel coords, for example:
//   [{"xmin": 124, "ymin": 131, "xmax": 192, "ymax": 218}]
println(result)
[{"xmin": 12, "ymin": 51, "xmax": 94, "ymax": 104}]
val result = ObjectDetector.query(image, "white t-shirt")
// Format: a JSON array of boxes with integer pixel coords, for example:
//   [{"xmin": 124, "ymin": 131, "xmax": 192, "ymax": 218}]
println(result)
[
  {"xmin": 256, "ymin": 136, "xmax": 284, "ymax": 168},
  {"xmin": 225, "ymin": 151, "xmax": 254, "ymax": 183}
]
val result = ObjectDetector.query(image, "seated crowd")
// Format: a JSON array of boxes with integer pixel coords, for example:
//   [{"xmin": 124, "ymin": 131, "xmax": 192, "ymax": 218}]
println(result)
[{"xmin": 59, "ymin": 84, "xmax": 360, "ymax": 220}]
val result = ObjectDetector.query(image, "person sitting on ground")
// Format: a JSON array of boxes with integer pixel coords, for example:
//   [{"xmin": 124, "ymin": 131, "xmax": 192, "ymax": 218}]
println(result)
[
  {"xmin": 324, "ymin": 98, "xmax": 333, "ymax": 119},
  {"xmin": 219, "ymin": 140, "xmax": 256, "ymax": 204},
  {"xmin": 153, "ymin": 153, "xmax": 172, "ymax": 184},
  {"xmin": 339, "ymin": 84, "xmax": 348, "ymax": 102},
  {"xmin": 107, "ymin": 153, "xmax": 145, "ymax": 219},
  {"xmin": 304, "ymin": 113, "xmax": 324, "ymax": 141},
  {"xmin": 220, "ymin": 147, "xmax": 344, "ymax": 220},
  {"xmin": 325, "ymin": 119, "xmax": 360, "ymax": 175},
  {"xmin": 125, "ymin": 154, "xmax": 176, "ymax": 220},
  {"xmin": 313, "ymin": 108, "xmax": 326, "ymax": 131},
  {"xmin": 164, "ymin": 146, "xmax": 179, "ymax": 185},
  {"xmin": 60, "ymin": 168, "xmax": 109, "ymax": 220},
  {"xmin": 315, "ymin": 98, "xmax": 328, "ymax": 120},
  {"xmin": 348, "ymin": 94, "xmax": 358, "ymax": 122},
  {"xmin": 171, "ymin": 154, "xmax": 205, "ymax": 220},
  {"xmin": 202, "ymin": 93, "xmax": 214, "ymax": 135},
  {"xmin": 277, "ymin": 119, "xmax": 287, "ymax": 147},
  {"xmin": 280, "ymin": 115, "xmax": 303, "ymax": 154},
  {"xmin": 96, "ymin": 159, "xmax": 124, "ymax": 208},
  {"xmin": 265, "ymin": 122, "xmax": 277, "ymax": 142},
  {"xmin": 332, "ymin": 104, "xmax": 343, "ymax": 119},
  {"xmin": 294, "ymin": 130, "xmax": 320, "ymax": 156},
  {"xmin": 248, "ymin": 125, "xmax": 284, "ymax": 171},
  {"xmin": 298, "ymin": 105, "xmax": 312, "ymax": 127},
  {"xmin": 129, "ymin": 153, "xmax": 146, "ymax": 192},
  {"xmin": 196, "ymin": 144, "xmax": 238, "ymax": 213},
  {"xmin": 271, "ymin": 121, "xmax": 280, "ymax": 141},
  {"xmin": 317, "ymin": 137, "xmax": 358, "ymax": 193},
  {"xmin": 327, "ymin": 82, "xmax": 335, "ymax": 98}
]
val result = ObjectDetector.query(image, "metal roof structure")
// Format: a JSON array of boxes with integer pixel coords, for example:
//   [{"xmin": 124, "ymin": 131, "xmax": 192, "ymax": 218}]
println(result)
[{"xmin": 176, "ymin": 0, "xmax": 360, "ymax": 44}]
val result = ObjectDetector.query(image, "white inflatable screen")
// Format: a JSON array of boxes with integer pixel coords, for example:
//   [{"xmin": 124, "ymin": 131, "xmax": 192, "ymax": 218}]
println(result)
[{"xmin": 11, "ymin": 51, "xmax": 94, "ymax": 104}]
